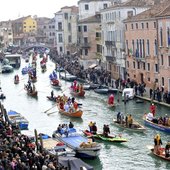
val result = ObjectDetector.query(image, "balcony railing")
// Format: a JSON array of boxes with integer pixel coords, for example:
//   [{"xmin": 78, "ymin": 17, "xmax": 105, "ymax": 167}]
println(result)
[
  {"xmin": 95, "ymin": 37, "xmax": 101, "ymax": 41},
  {"xmin": 105, "ymin": 55, "xmax": 116, "ymax": 62},
  {"xmin": 105, "ymin": 41, "xmax": 116, "ymax": 47},
  {"xmin": 80, "ymin": 42, "xmax": 91, "ymax": 48}
]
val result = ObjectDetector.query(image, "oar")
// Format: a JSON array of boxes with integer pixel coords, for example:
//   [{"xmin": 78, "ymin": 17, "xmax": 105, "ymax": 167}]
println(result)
[
  {"xmin": 47, "ymin": 110, "xmax": 58, "ymax": 116},
  {"xmin": 44, "ymin": 104, "xmax": 57, "ymax": 113}
]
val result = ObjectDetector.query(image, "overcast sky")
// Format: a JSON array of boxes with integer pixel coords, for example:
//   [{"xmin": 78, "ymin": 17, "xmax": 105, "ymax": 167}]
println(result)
[{"xmin": 0, "ymin": 0, "xmax": 78, "ymax": 21}]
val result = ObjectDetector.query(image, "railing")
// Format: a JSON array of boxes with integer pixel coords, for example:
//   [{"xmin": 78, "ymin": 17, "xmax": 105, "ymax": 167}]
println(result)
[{"xmin": 105, "ymin": 41, "xmax": 116, "ymax": 47}]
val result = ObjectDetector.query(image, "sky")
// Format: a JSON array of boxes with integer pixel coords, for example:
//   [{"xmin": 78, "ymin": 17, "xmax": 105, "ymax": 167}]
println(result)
[{"xmin": 0, "ymin": 0, "xmax": 79, "ymax": 21}]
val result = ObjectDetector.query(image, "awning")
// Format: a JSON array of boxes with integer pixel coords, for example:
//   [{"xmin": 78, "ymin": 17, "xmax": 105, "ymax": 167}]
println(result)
[{"xmin": 89, "ymin": 64, "xmax": 97, "ymax": 69}]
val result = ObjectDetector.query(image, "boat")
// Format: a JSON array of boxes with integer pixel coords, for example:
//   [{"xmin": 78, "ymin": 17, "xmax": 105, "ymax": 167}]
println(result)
[
  {"xmin": 112, "ymin": 118, "xmax": 146, "ymax": 133},
  {"xmin": 143, "ymin": 116, "xmax": 170, "ymax": 133},
  {"xmin": 108, "ymin": 103, "xmax": 116, "ymax": 109},
  {"xmin": 51, "ymin": 81, "xmax": 61, "ymax": 89},
  {"xmin": 60, "ymin": 73, "xmax": 77, "ymax": 81},
  {"xmin": 83, "ymin": 83, "xmax": 91, "ymax": 90},
  {"xmin": 57, "ymin": 104, "xmax": 83, "ymax": 118},
  {"xmin": 58, "ymin": 156, "xmax": 94, "ymax": 170},
  {"xmin": 83, "ymin": 130, "xmax": 127, "ymax": 143},
  {"xmin": 24, "ymin": 85, "xmax": 38, "ymax": 97},
  {"xmin": 30, "ymin": 76, "xmax": 37, "ymax": 83},
  {"xmin": 1, "ymin": 65, "xmax": 14, "ymax": 73},
  {"xmin": 7, "ymin": 110, "xmax": 29, "ymax": 130},
  {"xmin": 148, "ymin": 146, "xmax": 170, "ymax": 161},
  {"xmin": 0, "ymin": 92, "xmax": 6, "ymax": 100},
  {"xmin": 122, "ymin": 88, "xmax": 135, "ymax": 100},
  {"xmin": 94, "ymin": 86, "xmax": 109, "ymax": 94},
  {"xmin": 39, "ymin": 133, "xmax": 76, "ymax": 157},
  {"xmin": 46, "ymin": 96, "xmax": 57, "ymax": 102},
  {"xmin": 53, "ymin": 128, "xmax": 101, "ymax": 158},
  {"xmin": 70, "ymin": 90, "xmax": 85, "ymax": 97},
  {"xmin": 14, "ymin": 79, "xmax": 19, "ymax": 84}
]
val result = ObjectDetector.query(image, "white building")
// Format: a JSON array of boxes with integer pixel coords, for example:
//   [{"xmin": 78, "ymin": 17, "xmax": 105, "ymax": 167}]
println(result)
[
  {"xmin": 101, "ymin": 1, "xmax": 149, "ymax": 81},
  {"xmin": 54, "ymin": 6, "xmax": 78, "ymax": 56},
  {"xmin": 78, "ymin": 0, "xmax": 112, "ymax": 20}
]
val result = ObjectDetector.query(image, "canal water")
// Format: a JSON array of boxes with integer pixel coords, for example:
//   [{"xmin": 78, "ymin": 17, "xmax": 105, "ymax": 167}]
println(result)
[{"xmin": 0, "ymin": 57, "xmax": 170, "ymax": 170}]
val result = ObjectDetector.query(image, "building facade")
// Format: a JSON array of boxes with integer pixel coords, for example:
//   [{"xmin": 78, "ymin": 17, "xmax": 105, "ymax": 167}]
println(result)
[
  {"xmin": 101, "ymin": 1, "xmax": 149, "ymax": 82},
  {"xmin": 54, "ymin": 6, "xmax": 78, "ymax": 55},
  {"xmin": 0, "ymin": 21, "xmax": 13, "ymax": 49},
  {"xmin": 124, "ymin": 1, "xmax": 170, "ymax": 91},
  {"xmin": 23, "ymin": 16, "xmax": 37, "ymax": 33}
]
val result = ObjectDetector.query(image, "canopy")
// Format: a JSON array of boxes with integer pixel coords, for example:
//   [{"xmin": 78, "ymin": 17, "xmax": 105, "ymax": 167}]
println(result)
[
  {"xmin": 58, "ymin": 156, "xmax": 94, "ymax": 170},
  {"xmin": 89, "ymin": 64, "xmax": 97, "ymax": 69}
]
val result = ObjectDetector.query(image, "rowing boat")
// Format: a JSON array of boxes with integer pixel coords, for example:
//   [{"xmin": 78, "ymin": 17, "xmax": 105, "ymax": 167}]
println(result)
[
  {"xmin": 51, "ymin": 81, "xmax": 61, "ymax": 89},
  {"xmin": 83, "ymin": 130, "xmax": 127, "ymax": 143},
  {"xmin": 14, "ymin": 79, "xmax": 19, "ymax": 84},
  {"xmin": 112, "ymin": 118, "xmax": 146, "ymax": 133},
  {"xmin": 57, "ymin": 104, "xmax": 83, "ymax": 118},
  {"xmin": 70, "ymin": 90, "xmax": 85, "ymax": 97},
  {"xmin": 143, "ymin": 116, "xmax": 170, "ymax": 133},
  {"xmin": 148, "ymin": 146, "xmax": 170, "ymax": 161}
]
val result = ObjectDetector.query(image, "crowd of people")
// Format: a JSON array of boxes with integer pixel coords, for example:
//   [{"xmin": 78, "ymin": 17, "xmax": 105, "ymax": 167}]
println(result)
[{"xmin": 0, "ymin": 107, "xmax": 66, "ymax": 170}]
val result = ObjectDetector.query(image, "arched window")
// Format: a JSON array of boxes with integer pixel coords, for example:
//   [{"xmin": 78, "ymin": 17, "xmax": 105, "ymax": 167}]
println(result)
[
  {"xmin": 160, "ymin": 27, "xmax": 163, "ymax": 46},
  {"xmin": 167, "ymin": 27, "xmax": 170, "ymax": 47}
]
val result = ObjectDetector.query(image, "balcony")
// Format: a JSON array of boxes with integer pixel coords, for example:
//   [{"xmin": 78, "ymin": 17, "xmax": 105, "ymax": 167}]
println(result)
[
  {"xmin": 80, "ymin": 42, "xmax": 91, "ymax": 48},
  {"xmin": 95, "ymin": 37, "xmax": 101, "ymax": 41},
  {"xmin": 105, "ymin": 55, "xmax": 116, "ymax": 63},
  {"xmin": 105, "ymin": 41, "xmax": 116, "ymax": 47}
]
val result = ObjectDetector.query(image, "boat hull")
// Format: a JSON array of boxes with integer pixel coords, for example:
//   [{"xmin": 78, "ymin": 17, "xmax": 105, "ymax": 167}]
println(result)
[
  {"xmin": 14, "ymin": 80, "xmax": 19, "ymax": 84},
  {"xmin": 151, "ymin": 148, "xmax": 170, "ymax": 161},
  {"xmin": 143, "ymin": 118, "xmax": 170, "ymax": 133},
  {"xmin": 113, "ymin": 119, "xmax": 146, "ymax": 133},
  {"xmin": 53, "ymin": 133, "xmax": 101, "ymax": 159},
  {"xmin": 84, "ymin": 130, "xmax": 127, "ymax": 143},
  {"xmin": 70, "ymin": 90, "xmax": 85, "ymax": 97},
  {"xmin": 7, "ymin": 110, "xmax": 29, "ymax": 130},
  {"xmin": 58, "ymin": 109, "xmax": 83, "ymax": 118}
]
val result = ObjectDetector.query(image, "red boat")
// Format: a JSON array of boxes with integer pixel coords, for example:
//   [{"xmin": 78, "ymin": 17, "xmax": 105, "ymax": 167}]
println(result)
[{"xmin": 70, "ymin": 90, "xmax": 85, "ymax": 97}]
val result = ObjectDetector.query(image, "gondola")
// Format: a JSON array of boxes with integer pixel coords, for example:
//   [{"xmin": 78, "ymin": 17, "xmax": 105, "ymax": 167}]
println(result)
[
  {"xmin": 24, "ymin": 85, "xmax": 38, "ymax": 97},
  {"xmin": 14, "ymin": 79, "xmax": 19, "ymax": 84}
]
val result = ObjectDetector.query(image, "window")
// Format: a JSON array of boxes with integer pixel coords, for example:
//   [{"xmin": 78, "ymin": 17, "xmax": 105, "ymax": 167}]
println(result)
[
  {"xmin": 52, "ymin": 25, "xmax": 55, "ymax": 29},
  {"xmin": 161, "ymin": 54, "xmax": 164, "ymax": 65},
  {"xmin": 52, "ymin": 32, "xmax": 55, "ymax": 36},
  {"xmin": 162, "ymin": 77, "xmax": 164, "ymax": 86},
  {"xmin": 141, "ymin": 23, "xmax": 144, "ymax": 29},
  {"xmin": 59, "ymin": 47, "xmax": 63, "ymax": 52},
  {"xmin": 167, "ymin": 27, "xmax": 170, "ymax": 47},
  {"xmin": 29, "ymin": 26, "xmax": 32, "ymax": 28},
  {"xmin": 44, "ymin": 26, "xmax": 46, "ymax": 29},
  {"xmin": 68, "ymin": 23, "xmax": 71, "ymax": 31},
  {"xmin": 155, "ymin": 64, "xmax": 158, "ymax": 72},
  {"xmin": 137, "ymin": 62, "xmax": 140, "ymax": 69},
  {"xmin": 154, "ymin": 22, "xmax": 156, "ymax": 28},
  {"xmin": 49, "ymin": 26, "xmax": 51, "ymax": 29},
  {"xmin": 64, "ymin": 13, "xmax": 68, "ymax": 19},
  {"xmin": 58, "ymin": 34, "xmax": 63, "ymax": 42},
  {"xmin": 160, "ymin": 27, "xmax": 163, "ymax": 46},
  {"xmin": 131, "ymin": 24, "xmax": 133, "ymax": 29},
  {"xmin": 103, "ymin": 3, "xmax": 107, "ymax": 9},
  {"xmin": 133, "ymin": 61, "xmax": 135, "ymax": 68},
  {"xmin": 147, "ymin": 63, "xmax": 150, "ymax": 71},
  {"xmin": 58, "ymin": 22, "xmax": 62, "ymax": 30},
  {"xmin": 146, "ymin": 22, "xmax": 149, "ymax": 29},
  {"xmin": 83, "ymin": 25, "xmax": 87, "ymax": 32},
  {"xmin": 127, "ymin": 61, "xmax": 129, "ymax": 68},
  {"xmin": 146, "ymin": 39, "xmax": 150, "ymax": 56},
  {"xmin": 148, "ymin": 77, "xmax": 150, "ymax": 82},
  {"xmin": 96, "ymin": 32, "xmax": 101, "ymax": 38},
  {"xmin": 168, "ymin": 56, "xmax": 170, "ymax": 66},
  {"xmin": 136, "ymin": 23, "xmax": 138, "ymax": 29},
  {"xmin": 143, "ymin": 63, "xmax": 145, "ymax": 70},
  {"xmin": 154, "ymin": 39, "xmax": 158, "ymax": 56},
  {"xmin": 97, "ymin": 44, "xmax": 102, "ymax": 53},
  {"xmin": 125, "ymin": 24, "xmax": 127, "ymax": 31},
  {"xmin": 78, "ymin": 26, "xmax": 81, "ymax": 32},
  {"xmin": 85, "ymin": 49, "xmax": 88, "ymax": 55},
  {"xmin": 85, "ymin": 4, "xmax": 89, "ymax": 10},
  {"xmin": 132, "ymin": 40, "xmax": 135, "ymax": 55},
  {"xmin": 84, "ymin": 37, "xmax": 88, "ymax": 43},
  {"xmin": 68, "ymin": 35, "xmax": 72, "ymax": 43}
]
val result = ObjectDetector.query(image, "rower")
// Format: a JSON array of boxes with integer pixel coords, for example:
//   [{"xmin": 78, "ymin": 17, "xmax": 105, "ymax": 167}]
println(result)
[{"xmin": 51, "ymin": 90, "xmax": 54, "ymax": 99}]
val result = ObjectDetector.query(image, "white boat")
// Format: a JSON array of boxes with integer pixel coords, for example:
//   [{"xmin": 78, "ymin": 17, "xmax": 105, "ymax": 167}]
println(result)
[
  {"xmin": 122, "ymin": 88, "xmax": 135, "ymax": 100},
  {"xmin": 53, "ymin": 128, "xmax": 101, "ymax": 159}
]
